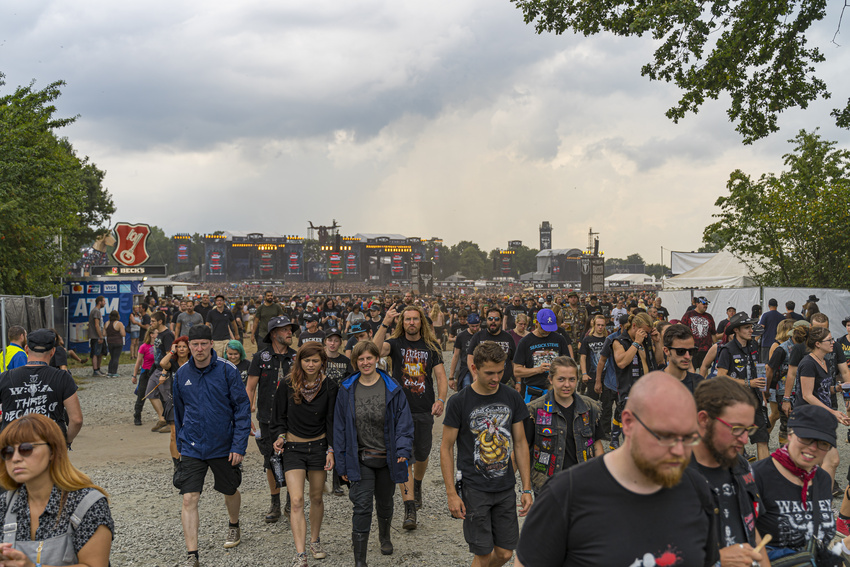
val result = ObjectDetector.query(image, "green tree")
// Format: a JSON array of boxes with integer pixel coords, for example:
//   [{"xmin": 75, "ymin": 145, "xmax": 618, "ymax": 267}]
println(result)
[
  {"xmin": 513, "ymin": 245, "xmax": 540, "ymax": 276},
  {"xmin": 702, "ymin": 129, "xmax": 850, "ymax": 287},
  {"xmin": 511, "ymin": 0, "xmax": 849, "ymax": 143},
  {"xmin": 0, "ymin": 75, "xmax": 114, "ymax": 296},
  {"xmin": 454, "ymin": 241, "xmax": 488, "ymax": 280}
]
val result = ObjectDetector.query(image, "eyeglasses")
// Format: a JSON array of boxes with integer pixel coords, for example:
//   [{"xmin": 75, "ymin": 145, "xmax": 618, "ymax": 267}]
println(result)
[
  {"xmin": 714, "ymin": 417, "xmax": 759, "ymax": 438},
  {"xmin": 1, "ymin": 442, "xmax": 49, "ymax": 461},
  {"xmin": 796, "ymin": 437, "xmax": 832, "ymax": 451},
  {"xmin": 672, "ymin": 347, "xmax": 699, "ymax": 357},
  {"xmin": 820, "ymin": 337, "xmax": 835, "ymax": 343},
  {"xmin": 631, "ymin": 413, "xmax": 701, "ymax": 447},
  {"xmin": 487, "ymin": 317, "xmax": 501, "ymax": 322}
]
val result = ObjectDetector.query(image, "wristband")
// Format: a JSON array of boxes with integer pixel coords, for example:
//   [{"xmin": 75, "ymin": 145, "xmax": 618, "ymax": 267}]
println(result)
[
  {"xmin": 521, "ymin": 490, "xmax": 533, "ymax": 494},
  {"xmin": 745, "ymin": 378, "xmax": 750, "ymax": 387},
  {"xmin": 782, "ymin": 397, "xmax": 792, "ymax": 402},
  {"xmin": 437, "ymin": 398, "xmax": 445, "ymax": 404},
  {"xmin": 382, "ymin": 324, "xmax": 391, "ymax": 330}
]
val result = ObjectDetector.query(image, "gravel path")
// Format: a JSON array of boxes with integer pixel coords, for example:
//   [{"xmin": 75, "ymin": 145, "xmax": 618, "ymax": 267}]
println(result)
[{"xmin": 71, "ymin": 357, "xmax": 511, "ymax": 567}]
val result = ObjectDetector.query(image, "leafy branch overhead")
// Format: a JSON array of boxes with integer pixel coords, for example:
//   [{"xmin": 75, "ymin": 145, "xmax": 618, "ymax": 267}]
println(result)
[{"xmin": 512, "ymin": 0, "xmax": 848, "ymax": 143}]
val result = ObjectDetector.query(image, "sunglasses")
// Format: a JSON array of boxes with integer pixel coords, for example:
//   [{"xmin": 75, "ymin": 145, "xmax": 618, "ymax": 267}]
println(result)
[
  {"xmin": 1, "ymin": 442, "xmax": 49, "ymax": 461},
  {"xmin": 487, "ymin": 317, "xmax": 501, "ymax": 321},
  {"xmin": 672, "ymin": 347, "xmax": 699, "ymax": 357}
]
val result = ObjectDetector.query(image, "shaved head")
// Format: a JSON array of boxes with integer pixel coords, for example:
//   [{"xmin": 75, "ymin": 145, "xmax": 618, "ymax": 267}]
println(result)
[{"xmin": 625, "ymin": 371, "xmax": 697, "ymax": 419}]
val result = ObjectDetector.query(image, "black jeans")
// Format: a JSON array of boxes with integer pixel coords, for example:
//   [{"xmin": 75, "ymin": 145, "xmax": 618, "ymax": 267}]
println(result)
[
  {"xmin": 349, "ymin": 462, "xmax": 394, "ymax": 533},
  {"xmin": 134, "ymin": 368, "xmax": 152, "ymax": 419},
  {"xmin": 599, "ymin": 386, "xmax": 617, "ymax": 437},
  {"xmin": 107, "ymin": 345, "xmax": 123, "ymax": 374}
]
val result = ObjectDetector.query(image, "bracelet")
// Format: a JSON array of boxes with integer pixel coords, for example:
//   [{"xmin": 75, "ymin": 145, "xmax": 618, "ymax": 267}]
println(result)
[
  {"xmin": 782, "ymin": 397, "xmax": 792, "ymax": 402},
  {"xmin": 745, "ymin": 378, "xmax": 751, "ymax": 387},
  {"xmin": 521, "ymin": 489, "xmax": 533, "ymax": 494},
  {"xmin": 382, "ymin": 324, "xmax": 391, "ymax": 330},
  {"xmin": 327, "ymin": 447, "xmax": 334, "ymax": 454},
  {"xmin": 278, "ymin": 433, "xmax": 286, "ymax": 440}
]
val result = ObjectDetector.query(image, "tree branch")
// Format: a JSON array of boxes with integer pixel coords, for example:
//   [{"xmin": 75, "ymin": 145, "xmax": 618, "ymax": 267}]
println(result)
[{"xmin": 834, "ymin": 0, "xmax": 848, "ymax": 46}]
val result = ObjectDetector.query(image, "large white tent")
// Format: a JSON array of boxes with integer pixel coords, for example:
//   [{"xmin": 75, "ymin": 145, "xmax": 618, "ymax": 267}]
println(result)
[{"xmin": 662, "ymin": 249, "xmax": 758, "ymax": 290}]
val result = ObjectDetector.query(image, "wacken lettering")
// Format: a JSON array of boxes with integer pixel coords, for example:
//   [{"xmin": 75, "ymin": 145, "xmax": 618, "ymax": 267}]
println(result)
[{"xmin": 775, "ymin": 499, "xmax": 831, "ymax": 514}]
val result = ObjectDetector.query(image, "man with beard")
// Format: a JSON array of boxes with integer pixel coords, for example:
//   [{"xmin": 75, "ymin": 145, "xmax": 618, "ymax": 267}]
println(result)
[
  {"xmin": 251, "ymin": 290, "xmax": 284, "ymax": 346},
  {"xmin": 662, "ymin": 324, "xmax": 704, "ymax": 393},
  {"xmin": 516, "ymin": 372, "xmax": 717, "ymax": 567},
  {"xmin": 689, "ymin": 377, "xmax": 768, "ymax": 567},
  {"xmin": 503, "ymin": 295, "xmax": 528, "ymax": 332},
  {"xmin": 194, "ymin": 294, "xmax": 213, "ymax": 321},
  {"xmin": 374, "ymin": 305, "xmax": 448, "ymax": 530},
  {"xmin": 681, "ymin": 297, "xmax": 718, "ymax": 370},
  {"xmin": 560, "ymin": 291, "xmax": 588, "ymax": 348},
  {"xmin": 467, "ymin": 307, "xmax": 516, "ymax": 386},
  {"xmin": 245, "ymin": 316, "xmax": 298, "ymax": 523}
]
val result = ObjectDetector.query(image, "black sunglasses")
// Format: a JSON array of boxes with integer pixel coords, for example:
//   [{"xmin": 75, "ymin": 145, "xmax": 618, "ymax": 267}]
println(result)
[
  {"xmin": 1, "ymin": 442, "xmax": 49, "ymax": 461},
  {"xmin": 487, "ymin": 317, "xmax": 501, "ymax": 321},
  {"xmin": 672, "ymin": 347, "xmax": 699, "ymax": 357}
]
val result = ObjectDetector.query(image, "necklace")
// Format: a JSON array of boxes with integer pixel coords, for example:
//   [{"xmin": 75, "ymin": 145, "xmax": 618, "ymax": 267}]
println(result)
[{"xmin": 26, "ymin": 361, "xmax": 48, "ymax": 367}]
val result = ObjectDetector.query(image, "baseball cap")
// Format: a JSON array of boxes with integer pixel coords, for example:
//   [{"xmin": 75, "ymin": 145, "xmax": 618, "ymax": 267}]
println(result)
[
  {"xmin": 789, "ymin": 405, "xmax": 837, "ymax": 447},
  {"xmin": 325, "ymin": 327, "xmax": 343, "ymax": 340},
  {"xmin": 793, "ymin": 319, "xmax": 811, "ymax": 329},
  {"xmin": 348, "ymin": 322, "xmax": 368, "ymax": 336},
  {"xmin": 567, "ymin": 291, "xmax": 578, "ymax": 298},
  {"xmin": 537, "ymin": 309, "xmax": 558, "ymax": 332},
  {"xmin": 467, "ymin": 313, "xmax": 480, "ymax": 324},
  {"xmin": 306, "ymin": 301, "xmax": 314, "ymax": 308},
  {"xmin": 27, "ymin": 329, "xmax": 56, "ymax": 353},
  {"xmin": 696, "ymin": 296, "xmax": 710, "ymax": 305},
  {"xmin": 303, "ymin": 313, "xmax": 318, "ymax": 323}
]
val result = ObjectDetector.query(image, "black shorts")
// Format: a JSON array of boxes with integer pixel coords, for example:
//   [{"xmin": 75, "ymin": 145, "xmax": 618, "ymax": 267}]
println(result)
[
  {"xmin": 179, "ymin": 456, "xmax": 242, "ymax": 496},
  {"xmin": 749, "ymin": 403, "xmax": 770, "ymax": 444},
  {"xmin": 411, "ymin": 412, "xmax": 434, "ymax": 463},
  {"xmin": 282, "ymin": 439, "xmax": 329, "ymax": 472},
  {"xmin": 89, "ymin": 339, "xmax": 104, "ymax": 356},
  {"xmin": 255, "ymin": 422, "xmax": 274, "ymax": 470},
  {"xmin": 461, "ymin": 486, "xmax": 518, "ymax": 556}
]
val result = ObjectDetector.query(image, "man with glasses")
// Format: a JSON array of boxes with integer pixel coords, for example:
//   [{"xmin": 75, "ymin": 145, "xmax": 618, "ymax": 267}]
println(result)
[
  {"xmin": 173, "ymin": 325, "xmax": 251, "ymax": 567},
  {"xmin": 662, "ymin": 324, "xmax": 704, "ymax": 393},
  {"xmin": 515, "ymin": 372, "xmax": 718, "ymax": 567},
  {"xmin": 716, "ymin": 312, "xmax": 771, "ymax": 461},
  {"xmin": 689, "ymin": 377, "xmax": 768, "ymax": 566},
  {"xmin": 467, "ymin": 307, "xmax": 516, "ymax": 387}
]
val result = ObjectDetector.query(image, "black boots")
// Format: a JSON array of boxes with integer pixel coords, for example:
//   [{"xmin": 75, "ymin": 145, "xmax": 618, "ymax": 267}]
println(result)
[
  {"xmin": 402, "ymin": 500, "xmax": 417, "ymax": 530},
  {"xmin": 377, "ymin": 517, "xmax": 393, "ymax": 555},
  {"xmin": 352, "ymin": 531, "xmax": 369, "ymax": 567},
  {"xmin": 264, "ymin": 493, "xmax": 281, "ymax": 523},
  {"xmin": 414, "ymin": 478, "xmax": 423, "ymax": 509}
]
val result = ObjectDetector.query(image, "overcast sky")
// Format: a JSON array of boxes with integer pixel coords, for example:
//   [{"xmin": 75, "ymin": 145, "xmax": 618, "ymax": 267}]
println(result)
[{"xmin": 2, "ymin": 0, "xmax": 848, "ymax": 265}]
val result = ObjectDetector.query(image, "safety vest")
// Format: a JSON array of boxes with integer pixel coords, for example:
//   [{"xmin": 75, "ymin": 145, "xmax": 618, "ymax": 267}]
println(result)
[{"xmin": 0, "ymin": 344, "xmax": 26, "ymax": 372}]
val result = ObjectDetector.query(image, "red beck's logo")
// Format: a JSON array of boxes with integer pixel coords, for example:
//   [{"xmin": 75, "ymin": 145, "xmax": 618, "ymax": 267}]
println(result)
[{"xmin": 112, "ymin": 223, "xmax": 151, "ymax": 266}]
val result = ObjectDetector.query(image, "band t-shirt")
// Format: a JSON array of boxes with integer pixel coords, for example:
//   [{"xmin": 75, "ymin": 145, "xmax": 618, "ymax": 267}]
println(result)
[
  {"xmin": 443, "ymin": 384, "xmax": 528, "ymax": 493},
  {"xmin": 681, "ymin": 312, "xmax": 717, "ymax": 352},
  {"xmin": 753, "ymin": 458, "xmax": 834, "ymax": 550},
  {"xmin": 453, "ymin": 330, "xmax": 476, "ymax": 380},
  {"xmin": 466, "ymin": 330, "xmax": 515, "ymax": 383},
  {"xmin": 298, "ymin": 330, "xmax": 326, "ymax": 347},
  {"xmin": 656, "ymin": 306, "xmax": 670, "ymax": 320},
  {"xmin": 504, "ymin": 306, "xmax": 528, "ymax": 331},
  {"xmin": 387, "ymin": 337, "xmax": 443, "ymax": 414},
  {"xmin": 692, "ymin": 461, "xmax": 747, "ymax": 547},
  {"xmin": 234, "ymin": 359, "xmax": 250, "ymax": 385},
  {"xmin": 796, "ymin": 354, "xmax": 832, "ymax": 406},
  {"xmin": 0, "ymin": 365, "xmax": 78, "ymax": 434},
  {"xmin": 355, "ymin": 379, "xmax": 386, "ymax": 453},
  {"xmin": 514, "ymin": 332, "xmax": 571, "ymax": 389},
  {"xmin": 516, "ymin": 457, "xmax": 716, "ymax": 567},
  {"xmin": 325, "ymin": 354, "xmax": 352, "ymax": 386},
  {"xmin": 579, "ymin": 335, "xmax": 606, "ymax": 377}
]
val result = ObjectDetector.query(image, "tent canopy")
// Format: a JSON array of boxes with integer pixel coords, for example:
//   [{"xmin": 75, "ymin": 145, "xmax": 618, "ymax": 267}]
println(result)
[{"xmin": 663, "ymin": 249, "xmax": 758, "ymax": 290}]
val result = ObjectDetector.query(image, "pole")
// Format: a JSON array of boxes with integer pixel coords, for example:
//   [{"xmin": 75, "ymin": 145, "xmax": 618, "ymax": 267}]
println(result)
[{"xmin": 1, "ymin": 297, "xmax": 7, "ymax": 356}]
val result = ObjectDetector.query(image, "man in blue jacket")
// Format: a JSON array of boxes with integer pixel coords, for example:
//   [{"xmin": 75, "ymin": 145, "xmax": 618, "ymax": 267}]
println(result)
[{"xmin": 173, "ymin": 325, "xmax": 251, "ymax": 567}]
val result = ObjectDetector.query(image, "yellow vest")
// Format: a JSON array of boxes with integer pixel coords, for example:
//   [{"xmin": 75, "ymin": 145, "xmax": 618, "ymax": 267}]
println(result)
[{"xmin": 0, "ymin": 344, "xmax": 26, "ymax": 372}]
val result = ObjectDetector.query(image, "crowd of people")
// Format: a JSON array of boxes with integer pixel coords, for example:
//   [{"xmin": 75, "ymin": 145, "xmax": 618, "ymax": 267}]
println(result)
[{"xmin": 1, "ymin": 285, "xmax": 850, "ymax": 565}]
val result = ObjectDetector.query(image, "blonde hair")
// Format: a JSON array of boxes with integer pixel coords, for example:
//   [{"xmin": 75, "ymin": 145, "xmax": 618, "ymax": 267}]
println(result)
[
  {"xmin": 622, "ymin": 312, "xmax": 653, "ymax": 334},
  {"xmin": 775, "ymin": 319, "xmax": 794, "ymax": 343}
]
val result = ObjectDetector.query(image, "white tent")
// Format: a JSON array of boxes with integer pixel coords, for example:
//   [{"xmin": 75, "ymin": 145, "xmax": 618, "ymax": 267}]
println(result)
[
  {"xmin": 662, "ymin": 249, "xmax": 758, "ymax": 290},
  {"xmin": 605, "ymin": 273, "xmax": 657, "ymax": 286}
]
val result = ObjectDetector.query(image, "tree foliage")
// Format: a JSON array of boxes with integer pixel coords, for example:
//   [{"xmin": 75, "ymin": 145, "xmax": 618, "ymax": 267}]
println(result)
[
  {"xmin": 511, "ymin": 0, "xmax": 847, "ymax": 143},
  {"xmin": 0, "ymin": 74, "xmax": 115, "ymax": 296},
  {"xmin": 703, "ymin": 129, "xmax": 850, "ymax": 287}
]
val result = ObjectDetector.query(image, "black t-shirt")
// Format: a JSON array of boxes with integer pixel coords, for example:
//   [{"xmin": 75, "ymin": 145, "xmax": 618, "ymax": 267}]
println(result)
[
  {"xmin": 194, "ymin": 303, "xmax": 212, "ymax": 321},
  {"xmin": 205, "ymin": 308, "xmax": 234, "ymax": 340},
  {"xmin": 466, "ymin": 330, "xmax": 515, "ymax": 383},
  {"xmin": 321, "ymin": 309, "xmax": 341, "ymax": 330},
  {"xmin": 578, "ymin": 335, "xmax": 606, "ymax": 376},
  {"xmin": 50, "ymin": 345, "xmax": 69, "ymax": 369},
  {"xmin": 366, "ymin": 319, "xmax": 382, "ymax": 337},
  {"xmin": 235, "ymin": 359, "xmax": 250, "ymax": 385},
  {"xmin": 325, "ymin": 353, "xmax": 352, "ymax": 385},
  {"xmin": 681, "ymin": 371, "xmax": 705, "ymax": 394},
  {"xmin": 248, "ymin": 346, "xmax": 296, "ymax": 423},
  {"xmin": 556, "ymin": 400, "xmax": 578, "ymax": 469},
  {"xmin": 453, "ymin": 330, "xmax": 476, "ymax": 380},
  {"xmin": 796, "ymin": 354, "xmax": 832, "ymax": 406},
  {"xmin": 443, "ymin": 384, "xmax": 528, "ymax": 492},
  {"xmin": 692, "ymin": 460, "xmax": 747, "ymax": 547},
  {"xmin": 298, "ymin": 330, "xmax": 326, "ymax": 347},
  {"xmin": 656, "ymin": 306, "xmax": 669, "ymax": 320},
  {"xmin": 154, "ymin": 329, "xmax": 175, "ymax": 367},
  {"xmin": 514, "ymin": 332, "xmax": 571, "ymax": 389},
  {"xmin": 585, "ymin": 304, "xmax": 603, "ymax": 320},
  {"xmin": 753, "ymin": 458, "xmax": 835, "ymax": 550},
  {"xmin": 0, "ymin": 365, "xmax": 78, "ymax": 434},
  {"xmin": 387, "ymin": 337, "xmax": 443, "ymax": 414},
  {"xmin": 504, "ymin": 306, "xmax": 528, "ymax": 331},
  {"xmin": 516, "ymin": 457, "xmax": 716, "ymax": 567},
  {"xmin": 271, "ymin": 377, "xmax": 337, "ymax": 440},
  {"xmin": 450, "ymin": 322, "xmax": 468, "ymax": 337}
]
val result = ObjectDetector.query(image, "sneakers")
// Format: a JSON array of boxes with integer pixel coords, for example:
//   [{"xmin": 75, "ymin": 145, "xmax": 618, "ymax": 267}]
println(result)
[
  {"xmin": 152, "ymin": 419, "xmax": 168, "ymax": 432},
  {"xmin": 838, "ymin": 517, "xmax": 850, "ymax": 537},
  {"xmin": 402, "ymin": 500, "xmax": 417, "ymax": 530},
  {"xmin": 177, "ymin": 555, "xmax": 199, "ymax": 567},
  {"xmin": 310, "ymin": 539, "xmax": 327, "ymax": 559},
  {"xmin": 223, "ymin": 525, "xmax": 241, "ymax": 548},
  {"xmin": 290, "ymin": 552, "xmax": 308, "ymax": 567}
]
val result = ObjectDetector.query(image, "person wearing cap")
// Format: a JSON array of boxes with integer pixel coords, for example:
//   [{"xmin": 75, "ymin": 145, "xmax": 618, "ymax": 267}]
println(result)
[
  {"xmin": 513, "ymin": 309, "xmax": 572, "ymax": 403},
  {"xmin": 0, "ymin": 329, "xmax": 83, "ymax": 443},
  {"xmin": 365, "ymin": 302, "xmax": 384, "ymax": 336},
  {"xmin": 323, "ymin": 327, "xmax": 351, "ymax": 497},
  {"xmin": 449, "ymin": 313, "xmax": 481, "ymax": 391},
  {"xmin": 716, "ymin": 306, "xmax": 737, "ymax": 336},
  {"xmin": 560, "ymin": 292, "xmax": 588, "ymax": 351},
  {"xmin": 716, "ymin": 312, "xmax": 771, "ymax": 460},
  {"xmin": 344, "ymin": 322, "xmax": 370, "ymax": 359},
  {"xmin": 688, "ymin": 377, "xmax": 769, "ymax": 567},
  {"xmin": 251, "ymin": 290, "xmax": 284, "ymax": 346},
  {"xmin": 681, "ymin": 297, "xmax": 718, "ymax": 370},
  {"xmin": 759, "ymin": 298, "xmax": 785, "ymax": 363},
  {"xmin": 246, "ymin": 316, "xmax": 299, "ymax": 524},
  {"xmin": 299, "ymin": 314, "xmax": 325, "ymax": 347},
  {"xmin": 0, "ymin": 326, "xmax": 27, "ymax": 372},
  {"xmin": 173, "ymin": 324, "xmax": 251, "ymax": 565},
  {"xmin": 754, "ymin": 404, "xmax": 838, "ymax": 561}
]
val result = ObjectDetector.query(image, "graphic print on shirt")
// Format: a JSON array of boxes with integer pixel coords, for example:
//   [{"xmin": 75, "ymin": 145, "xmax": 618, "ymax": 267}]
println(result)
[
  {"xmin": 628, "ymin": 547, "xmax": 684, "ymax": 567},
  {"xmin": 400, "ymin": 347, "xmax": 429, "ymax": 395},
  {"xmin": 775, "ymin": 498, "xmax": 834, "ymax": 547},
  {"xmin": 531, "ymin": 349, "xmax": 559, "ymax": 369},
  {"xmin": 469, "ymin": 404, "xmax": 512, "ymax": 478},
  {"xmin": 690, "ymin": 316, "xmax": 710, "ymax": 340},
  {"xmin": 4, "ymin": 374, "xmax": 57, "ymax": 422}
]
